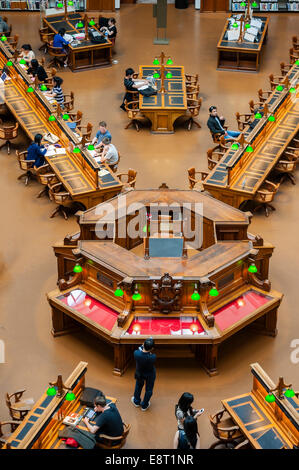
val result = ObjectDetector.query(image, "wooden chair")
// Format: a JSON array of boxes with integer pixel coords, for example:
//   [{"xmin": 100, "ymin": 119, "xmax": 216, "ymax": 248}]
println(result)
[
  {"xmin": 48, "ymin": 182, "xmax": 73, "ymax": 220},
  {"xmin": 207, "ymin": 146, "xmax": 225, "ymax": 170},
  {"xmin": 77, "ymin": 122, "xmax": 92, "ymax": 141},
  {"xmin": 5, "ymin": 390, "xmax": 34, "ymax": 421},
  {"xmin": 185, "ymin": 97, "xmax": 202, "ymax": 131},
  {"xmin": 289, "ymin": 48, "xmax": 299, "ymax": 65},
  {"xmin": 39, "ymin": 28, "xmax": 54, "ymax": 52},
  {"xmin": 124, "ymin": 101, "xmax": 149, "ymax": 132},
  {"xmin": 292, "ymin": 35, "xmax": 299, "ymax": 51},
  {"xmin": 16, "ymin": 150, "xmax": 36, "ymax": 186},
  {"xmin": 280, "ymin": 61, "xmax": 292, "ymax": 76},
  {"xmin": 257, "ymin": 88, "xmax": 271, "ymax": 104},
  {"xmin": 268, "ymin": 73, "xmax": 284, "ymax": 91},
  {"xmin": 188, "ymin": 167, "xmax": 209, "ymax": 190},
  {"xmin": 235, "ymin": 112, "xmax": 252, "ymax": 131},
  {"xmin": 209, "ymin": 409, "xmax": 243, "ymax": 449},
  {"xmin": 210, "ymin": 126, "xmax": 229, "ymax": 143},
  {"xmin": 35, "ymin": 164, "xmax": 58, "ymax": 198},
  {"xmin": 117, "ymin": 169, "xmax": 137, "ymax": 189},
  {"xmin": 253, "ymin": 180, "xmax": 279, "ymax": 217},
  {"xmin": 68, "ymin": 110, "xmax": 83, "ymax": 126},
  {"xmin": 96, "ymin": 423, "xmax": 131, "ymax": 449},
  {"xmin": 6, "ymin": 34, "xmax": 19, "ymax": 50},
  {"xmin": 0, "ymin": 122, "xmax": 18, "ymax": 154},
  {"xmin": 63, "ymin": 91, "xmax": 74, "ymax": 112},
  {"xmin": 109, "ymin": 151, "xmax": 120, "ymax": 173},
  {"xmin": 249, "ymin": 99, "xmax": 262, "ymax": 114},
  {"xmin": 47, "ymin": 43, "xmax": 67, "ymax": 68},
  {"xmin": 0, "ymin": 421, "xmax": 22, "ymax": 448},
  {"xmin": 186, "ymin": 84, "xmax": 200, "ymax": 101},
  {"xmin": 124, "ymin": 89, "xmax": 139, "ymax": 107},
  {"xmin": 274, "ymin": 158, "xmax": 297, "ymax": 185},
  {"xmin": 185, "ymin": 73, "xmax": 199, "ymax": 86}
]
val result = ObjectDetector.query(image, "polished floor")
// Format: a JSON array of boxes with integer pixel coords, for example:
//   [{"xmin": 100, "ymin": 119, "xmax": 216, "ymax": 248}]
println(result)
[{"xmin": 0, "ymin": 8, "xmax": 298, "ymax": 449}]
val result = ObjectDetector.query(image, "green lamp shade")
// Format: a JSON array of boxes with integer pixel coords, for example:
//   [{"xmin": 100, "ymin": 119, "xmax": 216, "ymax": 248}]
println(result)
[
  {"xmin": 6, "ymin": 60, "xmax": 13, "ymax": 66},
  {"xmin": 62, "ymin": 113, "xmax": 69, "ymax": 120},
  {"xmin": 77, "ymin": 21, "xmax": 84, "ymax": 28},
  {"xmin": 132, "ymin": 292, "xmax": 142, "ymax": 301},
  {"xmin": 166, "ymin": 72, "xmax": 172, "ymax": 79},
  {"xmin": 89, "ymin": 20, "xmax": 95, "ymax": 26},
  {"xmin": 153, "ymin": 72, "xmax": 160, "ymax": 79},
  {"xmin": 73, "ymin": 147, "xmax": 81, "ymax": 153},
  {"xmin": 268, "ymin": 115, "xmax": 275, "ymax": 122},
  {"xmin": 114, "ymin": 288, "xmax": 124, "ymax": 297},
  {"xmin": 166, "ymin": 58, "xmax": 173, "ymax": 65},
  {"xmin": 248, "ymin": 263, "xmax": 258, "ymax": 273},
  {"xmin": 27, "ymin": 87, "xmax": 34, "ymax": 93},
  {"xmin": 246, "ymin": 145, "xmax": 253, "ymax": 152},
  {"xmin": 231, "ymin": 143, "xmax": 239, "ymax": 150},
  {"xmin": 57, "ymin": 2, "xmax": 63, "ymax": 7},
  {"xmin": 296, "ymin": 60, "xmax": 299, "ymax": 66},
  {"xmin": 40, "ymin": 84, "xmax": 47, "ymax": 91},
  {"xmin": 252, "ymin": 1, "xmax": 258, "ymax": 7},
  {"xmin": 68, "ymin": 0, "xmax": 74, "ymax": 4},
  {"xmin": 245, "ymin": 23, "xmax": 251, "ymax": 29},
  {"xmin": 87, "ymin": 144, "xmax": 94, "ymax": 150},
  {"xmin": 240, "ymin": 1, "xmax": 246, "ymax": 6},
  {"xmin": 20, "ymin": 59, "xmax": 26, "ymax": 65},
  {"xmin": 255, "ymin": 112, "xmax": 262, "ymax": 119},
  {"xmin": 284, "ymin": 389, "xmax": 295, "ymax": 398},
  {"xmin": 209, "ymin": 288, "xmax": 219, "ymax": 297},
  {"xmin": 49, "ymin": 115, "xmax": 56, "ymax": 121},
  {"xmin": 289, "ymin": 87, "xmax": 296, "ymax": 94},
  {"xmin": 1, "ymin": 35, "xmax": 7, "ymax": 42},
  {"xmin": 232, "ymin": 22, "xmax": 239, "ymax": 28},
  {"xmin": 73, "ymin": 263, "xmax": 83, "ymax": 273},
  {"xmin": 265, "ymin": 393, "xmax": 275, "ymax": 403},
  {"xmin": 65, "ymin": 391, "xmax": 76, "ymax": 401},
  {"xmin": 47, "ymin": 386, "xmax": 57, "ymax": 396},
  {"xmin": 153, "ymin": 58, "xmax": 160, "ymax": 65},
  {"xmin": 276, "ymin": 85, "xmax": 284, "ymax": 91},
  {"xmin": 142, "ymin": 225, "xmax": 150, "ymax": 233},
  {"xmin": 191, "ymin": 291, "xmax": 201, "ymax": 301}
]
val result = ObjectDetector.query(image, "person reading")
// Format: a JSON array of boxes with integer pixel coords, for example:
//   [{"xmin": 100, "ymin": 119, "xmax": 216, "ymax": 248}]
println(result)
[
  {"xmin": 207, "ymin": 105, "xmax": 240, "ymax": 140},
  {"xmin": 91, "ymin": 121, "xmax": 112, "ymax": 149},
  {"xmin": 120, "ymin": 68, "xmax": 150, "ymax": 110},
  {"xmin": 53, "ymin": 28, "xmax": 69, "ymax": 67},
  {"xmin": 27, "ymin": 59, "xmax": 48, "ymax": 83},
  {"xmin": 83, "ymin": 395, "xmax": 124, "ymax": 444},
  {"xmin": 26, "ymin": 133, "xmax": 48, "ymax": 168},
  {"xmin": 96, "ymin": 137, "xmax": 118, "ymax": 167},
  {"xmin": 18, "ymin": 44, "xmax": 35, "ymax": 66}
]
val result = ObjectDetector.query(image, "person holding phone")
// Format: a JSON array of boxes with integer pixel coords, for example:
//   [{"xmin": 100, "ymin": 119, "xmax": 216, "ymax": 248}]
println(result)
[
  {"xmin": 131, "ymin": 337, "xmax": 156, "ymax": 411},
  {"xmin": 175, "ymin": 392, "xmax": 204, "ymax": 430}
]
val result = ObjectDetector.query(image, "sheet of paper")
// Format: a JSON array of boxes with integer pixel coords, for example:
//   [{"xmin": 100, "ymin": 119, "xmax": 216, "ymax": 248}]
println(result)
[
  {"xmin": 99, "ymin": 169, "xmax": 110, "ymax": 176},
  {"xmin": 227, "ymin": 29, "xmax": 240, "ymax": 41},
  {"xmin": 244, "ymin": 32, "xmax": 255, "ymax": 43},
  {"xmin": 251, "ymin": 17, "xmax": 262, "ymax": 30},
  {"xmin": 245, "ymin": 26, "xmax": 258, "ymax": 36}
]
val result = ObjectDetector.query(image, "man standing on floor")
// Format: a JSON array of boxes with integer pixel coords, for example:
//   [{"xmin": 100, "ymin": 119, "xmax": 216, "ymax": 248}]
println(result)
[{"xmin": 131, "ymin": 337, "xmax": 156, "ymax": 411}]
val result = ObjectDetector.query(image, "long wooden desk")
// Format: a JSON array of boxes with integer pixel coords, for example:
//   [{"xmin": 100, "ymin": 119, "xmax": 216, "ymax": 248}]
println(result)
[
  {"xmin": 43, "ymin": 12, "xmax": 112, "ymax": 72},
  {"xmin": 139, "ymin": 65, "xmax": 187, "ymax": 133},
  {"xmin": 203, "ymin": 61, "xmax": 299, "ymax": 209},
  {"xmin": 0, "ymin": 42, "xmax": 122, "ymax": 210},
  {"xmin": 222, "ymin": 363, "xmax": 299, "ymax": 449},
  {"xmin": 217, "ymin": 15, "xmax": 269, "ymax": 72}
]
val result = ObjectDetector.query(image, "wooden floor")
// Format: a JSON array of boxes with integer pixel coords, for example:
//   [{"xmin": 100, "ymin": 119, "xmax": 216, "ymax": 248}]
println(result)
[{"xmin": 0, "ymin": 8, "xmax": 299, "ymax": 449}]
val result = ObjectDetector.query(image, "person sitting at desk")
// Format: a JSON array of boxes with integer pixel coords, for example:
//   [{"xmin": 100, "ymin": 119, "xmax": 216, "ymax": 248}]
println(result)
[
  {"xmin": 0, "ymin": 16, "xmax": 9, "ymax": 34},
  {"xmin": 207, "ymin": 105, "xmax": 240, "ymax": 140},
  {"xmin": 173, "ymin": 416, "xmax": 200, "ymax": 449},
  {"xmin": 120, "ymin": 67, "xmax": 150, "ymax": 111},
  {"xmin": 101, "ymin": 18, "xmax": 117, "ymax": 43},
  {"xmin": 44, "ymin": 76, "xmax": 64, "ymax": 108},
  {"xmin": 18, "ymin": 44, "xmax": 35, "ymax": 66},
  {"xmin": 27, "ymin": 59, "xmax": 48, "ymax": 83},
  {"xmin": 83, "ymin": 395, "xmax": 124, "ymax": 444},
  {"xmin": 91, "ymin": 121, "xmax": 112, "ymax": 149},
  {"xmin": 53, "ymin": 28, "xmax": 69, "ymax": 67},
  {"xmin": 26, "ymin": 133, "xmax": 48, "ymax": 168},
  {"xmin": 96, "ymin": 137, "xmax": 118, "ymax": 167}
]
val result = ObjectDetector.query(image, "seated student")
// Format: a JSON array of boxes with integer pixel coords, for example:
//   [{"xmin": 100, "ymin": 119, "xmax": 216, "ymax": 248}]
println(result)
[
  {"xmin": 175, "ymin": 393, "xmax": 204, "ymax": 430},
  {"xmin": 26, "ymin": 133, "xmax": 48, "ymax": 168},
  {"xmin": 97, "ymin": 137, "xmax": 118, "ymax": 167},
  {"xmin": 120, "ymin": 67, "xmax": 150, "ymax": 111},
  {"xmin": 45, "ymin": 76, "xmax": 64, "ymax": 108},
  {"xmin": 0, "ymin": 16, "xmax": 9, "ymax": 34},
  {"xmin": 52, "ymin": 28, "xmax": 69, "ymax": 66},
  {"xmin": 173, "ymin": 416, "xmax": 200, "ymax": 450},
  {"xmin": 83, "ymin": 395, "xmax": 124, "ymax": 444},
  {"xmin": 91, "ymin": 121, "xmax": 112, "ymax": 149},
  {"xmin": 101, "ymin": 18, "xmax": 117, "ymax": 42},
  {"xmin": 207, "ymin": 105, "xmax": 240, "ymax": 140},
  {"xmin": 27, "ymin": 59, "xmax": 48, "ymax": 83},
  {"xmin": 18, "ymin": 44, "xmax": 35, "ymax": 66}
]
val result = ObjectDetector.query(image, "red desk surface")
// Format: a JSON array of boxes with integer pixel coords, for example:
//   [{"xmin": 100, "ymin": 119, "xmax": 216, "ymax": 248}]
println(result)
[
  {"xmin": 126, "ymin": 317, "xmax": 205, "ymax": 336},
  {"xmin": 58, "ymin": 290, "xmax": 118, "ymax": 331},
  {"xmin": 214, "ymin": 290, "xmax": 271, "ymax": 331}
]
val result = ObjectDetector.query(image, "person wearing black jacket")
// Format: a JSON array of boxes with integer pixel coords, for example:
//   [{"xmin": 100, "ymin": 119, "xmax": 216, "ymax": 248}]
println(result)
[
  {"xmin": 131, "ymin": 337, "xmax": 156, "ymax": 411},
  {"xmin": 207, "ymin": 106, "xmax": 240, "ymax": 139},
  {"xmin": 27, "ymin": 59, "xmax": 48, "ymax": 83},
  {"xmin": 120, "ymin": 68, "xmax": 150, "ymax": 110}
]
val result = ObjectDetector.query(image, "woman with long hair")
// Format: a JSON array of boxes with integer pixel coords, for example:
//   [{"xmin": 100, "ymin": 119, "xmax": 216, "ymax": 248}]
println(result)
[
  {"xmin": 175, "ymin": 392, "xmax": 204, "ymax": 430},
  {"xmin": 173, "ymin": 416, "xmax": 200, "ymax": 449}
]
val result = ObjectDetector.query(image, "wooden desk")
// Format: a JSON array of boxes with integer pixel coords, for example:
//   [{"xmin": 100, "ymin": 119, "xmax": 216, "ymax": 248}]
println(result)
[
  {"xmin": 43, "ymin": 12, "xmax": 112, "ymax": 72},
  {"xmin": 203, "ymin": 61, "xmax": 299, "ymax": 209},
  {"xmin": 139, "ymin": 65, "xmax": 187, "ymax": 133},
  {"xmin": 222, "ymin": 363, "xmax": 299, "ymax": 449},
  {"xmin": 217, "ymin": 15, "xmax": 269, "ymax": 72},
  {"xmin": 0, "ymin": 43, "xmax": 122, "ymax": 210}
]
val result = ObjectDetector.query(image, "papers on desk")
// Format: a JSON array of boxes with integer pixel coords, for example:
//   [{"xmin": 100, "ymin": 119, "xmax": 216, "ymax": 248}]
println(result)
[
  {"xmin": 245, "ymin": 26, "xmax": 259, "ymax": 37},
  {"xmin": 244, "ymin": 32, "xmax": 256, "ymax": 43},
  {"xmin": 73, "ymin": 132, "xmax": 82, "ymax": 142},
  {"xmin": 134, "ymin": 80, "xmax": 146, "ymax": 87},
  {"xmin": 73, "ymin": 33, "xmax": 85, "ymax": 40},
  {"xmin": 45, "ymin": 145, "xmax": 66, "ymax": 157},
  {"xmin": 19, "ymin": 64, "xmax": 27, "ymax": 69},
  {"xmin": 63, "ymin": 33, "xmax": 74, "ymax": 43},
  {"xmin": 227, "ymin": 29, "xmax": 240, "ymax": 41},
  {"xmin": 251, "ymin": 17, "xmax": 263, "ymax": 31},
  {"xmin": 99, "ymin": 169, "xmax": 110, "ymax": 177}
]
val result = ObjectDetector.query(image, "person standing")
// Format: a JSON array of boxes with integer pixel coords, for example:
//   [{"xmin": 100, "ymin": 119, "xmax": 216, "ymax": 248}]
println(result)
[
  {"xmin": 0, "ymin": 16, "xmax": 9, "ymax": 34},
  {"xmin": 173, "ymin": 416, "xmax": 200, "ymax": 449},
  {"xmin": 131, "ymin": 337, "xmax": 156, "ymax": 411}
]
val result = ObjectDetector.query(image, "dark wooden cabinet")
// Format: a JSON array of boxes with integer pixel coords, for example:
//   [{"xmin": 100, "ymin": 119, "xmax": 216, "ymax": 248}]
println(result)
[
  {"xmin": 86, "ymin": 0, "xmax": 115, "ymax": 11},
  {"xmin": 201, "ymin": 0, "xmax": 229, "ymax": 11}
]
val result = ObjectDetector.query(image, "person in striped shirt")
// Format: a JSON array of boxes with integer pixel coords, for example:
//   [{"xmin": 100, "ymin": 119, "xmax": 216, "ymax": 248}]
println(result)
[{"xmin": 45, "ymin": 76, "xmax": 64, "ymax": 108}]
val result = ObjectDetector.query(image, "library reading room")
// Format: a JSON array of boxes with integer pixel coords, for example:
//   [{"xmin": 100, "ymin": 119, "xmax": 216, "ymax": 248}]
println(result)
[{"xmin": 0, "ymin": 0, "xmax": 298, "ymax": 456}]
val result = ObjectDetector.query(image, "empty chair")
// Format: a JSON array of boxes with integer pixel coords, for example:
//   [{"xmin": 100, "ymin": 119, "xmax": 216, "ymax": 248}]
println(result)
[
  {"xmin": 124, "ymin": 101, "xmax": 149, "ymax": 132},
  {"xmin": 235, "ymin": 112, "xmax": 252, "ymax": 131},
  {"xmin": 39, "ymin": 27, "xmax": 54, "ymax": 53},
  {"xmin": 68, "ymin": 110, "xmax": 83, "ymax": 126},
  {"xmin": 209, "ymin": 409, "xmax": 243, "ymax": 449},
  {"xmin": 48, "ymin": 182, "xmax": 73, "ymax": 220},
  {"xmin": 0, "ymin": 122, "xmax": 18, "ymax": 154},
  {"xmin": 63, "ymin": 91, "xmax": 74, "ymax": 112},
  {"xmin": 292, "ymin": 35, "xmax": 299, "ymax": 51},
  {"xmin": 0, "ymin": 421, "xmax": 21, "ymax": 448},
  {"xmin": 207, "ymin": 146, "xmax": 225, "ymax": 170},
  {"xmin": 280, "ymin": 61, "xmax": 292, "ymax": 76},
  {"xmin": 96, "ymin": 423, "xmax": 131, "ymax": 449},
  {"xmin": 185, "ymin": 73, "xmax": 199, "ymax": 86},
  {"xmin": 289, "ymin": 48, "xmax": 299, "ymax": 65},
  {"xmin": 6, "ymin": 34, "xmax": 19, "ymax": 50},
  {"xmin": 47, "ymin": 43, "xmax": 68, "ymax": 68},
  {"xmin": 274, "ymin": 158, "xmax": 297, "ymax": 185},
  {"xmin": 186, "ymin": 84, "xmax": 200, "ymax": 101},
  {"xmin": 188, "ymin": 167, "xmax": 209, "ymax": 190},
  {"xmin": 253, "ymin": 180, "xmax": 279, "ymax": 217},
  {"xmin": 257, "ymin": 88, "xmax": 271, "ymax": 104},
  {"xmin": 248, "ymin": 99, "xmax": 262, "ymax": 115},
  {"xmin": 117, "ymin": 169, "xmax": 137, "ymax": 189},
  {"xmin": 6, "ymin": 390, "xmax": 34, "ymax": 421},
  {"xmin": 185, "ymin": 97, "xmax": 202, "ymax": 131},
  {"xmin": 77, "ymin": 122, "xmax": 92, "ymax": 141},
  {"xmin": 16, "ymin": 150, "xmax": 35, "ymax": 186},
  {"xmin": 35, "ymin": 164, "xmax": 58, "ymax": 198},
  {"xmin": 268, "ymin": 73, "xmax": 284, "ymax": 91}
]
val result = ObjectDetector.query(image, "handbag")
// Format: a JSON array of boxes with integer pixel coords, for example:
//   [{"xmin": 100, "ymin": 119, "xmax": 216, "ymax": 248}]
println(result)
[
  {"xmin": 139, "ymin": 86, "xmax": 157, "ymax": 97},
  {"xmin": 65, "ymin": 437, "xmax": 79, "ymax": 448}
]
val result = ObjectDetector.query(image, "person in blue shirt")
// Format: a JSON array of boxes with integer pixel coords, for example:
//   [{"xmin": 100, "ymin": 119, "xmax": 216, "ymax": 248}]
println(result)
[
  {"xmin": 53, "ymin": 28, "xmax": 69, "ymax": 67},
  {"xmin": 26, "ymin": 133, "xmax": 47, "ymax": 168},
  {"xmin": 91, "ymin": 121, "xmax": 112, "ymax": 149},
  {"xmin": 131, "ymin": 337, "xmax": 156, "ymax": 411}
]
